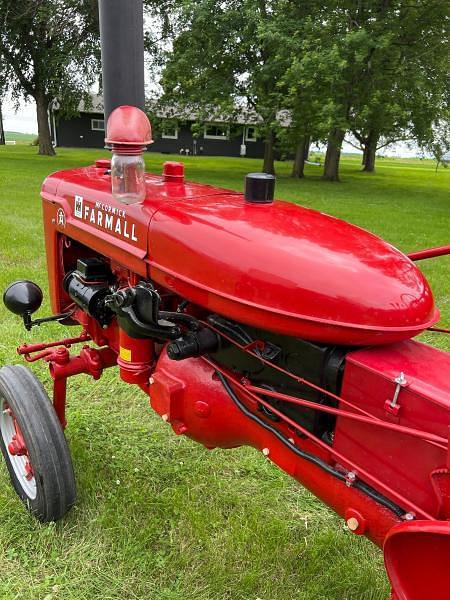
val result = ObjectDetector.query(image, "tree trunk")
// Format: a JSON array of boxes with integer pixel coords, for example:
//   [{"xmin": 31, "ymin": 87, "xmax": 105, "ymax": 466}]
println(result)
[
  {"xmin": 35, "ymin": 92, "xmax": 55, "ymax": 156},
  {"xmin": 362, "ymin": 130, "xmax": 379, "ymax": 172},
  {"xmin": 303, "ymin": 135, "xmax": 311, "ymax": 161},
  {"xmin": 0, "ymin": 102, "xmax": 5, "ymax": 145},
  {"xmin": 291, "ymin": 137, "xmax": 307, "ymax": 178},
  {"xmin": 361, "ymin": 145, "xmax": 367, "ymax": 166},
  {"xmin": 263, "ymin": 129, "xmax": 275, "ymax": 174},
  {"xmin": 323, "ymin": 128, "xmax": 345, "ymax": 181}
]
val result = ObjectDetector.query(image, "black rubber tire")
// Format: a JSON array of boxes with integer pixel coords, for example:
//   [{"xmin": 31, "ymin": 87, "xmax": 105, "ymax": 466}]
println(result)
[{"xmin": 0, "ymin": 364, "xmax": 76, "ymax": 522}]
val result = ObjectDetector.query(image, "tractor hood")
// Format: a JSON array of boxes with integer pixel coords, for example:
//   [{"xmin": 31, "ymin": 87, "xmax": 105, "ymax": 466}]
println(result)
[
  {"xmin": 42, "ymin": 163, "xmax": 439, "ymax": 345},
  {"xmin": 147, "ymin": 190, "xmax": 438, "ymax": 345}
]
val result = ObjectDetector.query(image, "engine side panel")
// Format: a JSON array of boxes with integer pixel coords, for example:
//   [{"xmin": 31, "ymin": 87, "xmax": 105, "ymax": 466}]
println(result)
[{"xmin": 333, "ymin": 340, "xmax": 450, "ymax": 517}]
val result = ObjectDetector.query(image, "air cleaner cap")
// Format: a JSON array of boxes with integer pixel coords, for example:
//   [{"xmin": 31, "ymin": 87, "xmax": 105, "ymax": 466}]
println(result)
[
  {"xmin": 245, "ymin": 173, "xmax": 275, "ymax": 204},
  {"xmin": 163, "ymin": 161, "xmax": 185, "ymax": 182},
  {"xmin": 105, "ymin": 105, "xmax": 152, "ymax": 152}
]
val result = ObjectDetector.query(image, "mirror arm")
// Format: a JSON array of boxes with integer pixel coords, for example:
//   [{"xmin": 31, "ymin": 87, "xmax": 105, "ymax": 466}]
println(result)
[{"xmin": 23, "ymin": 310, "xmax": 74, "ymax": 331}]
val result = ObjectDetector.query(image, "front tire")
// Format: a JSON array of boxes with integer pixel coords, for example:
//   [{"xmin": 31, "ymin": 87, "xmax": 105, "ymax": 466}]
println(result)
[{"xmin": 0, "ymin": 365, "xmax": 76, "ymax": 522}]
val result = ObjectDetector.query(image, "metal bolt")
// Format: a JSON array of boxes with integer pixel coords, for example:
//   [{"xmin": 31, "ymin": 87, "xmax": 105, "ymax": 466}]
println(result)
[
  {"xmin": 346, "ymin": 517, "xmax": 360, "ymax": 531},
  {"xmin": 262, "ymin": 447, "xmax": 270, "ymax": 456},
  {"xmin": 346, "ymin": 471, "xmax": 357, "ymax": 487},
  {"xmin": 396, "ymin": 372, "xmax": 407, "ymax": 386},
  {"xmin": 149, "ymin": 377, "xmax": 154, "ymax": 385},
  {"xmin": 389, "ymin": 372, "xmax": 408, "ymax": 409},
  {"xmin": 162, "ymin": 413, "xmax": 169, "ymax": 422},
  {"xmin": 404, "ymin": 512, "xmax": 415, "ymax": 521}
]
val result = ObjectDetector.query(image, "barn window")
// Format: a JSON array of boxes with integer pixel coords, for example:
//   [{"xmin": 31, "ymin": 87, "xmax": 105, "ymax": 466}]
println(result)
[
  {"xmin": 161, "ymin": 122, "xmax": 178, "ymax": 139},
  {"xmin": 204, "ymin": 124, "xmax": 229, "ymax": 140},
  {"xmin": 91, "ymin": 119, "xmax": 105, "ymax": 131}
]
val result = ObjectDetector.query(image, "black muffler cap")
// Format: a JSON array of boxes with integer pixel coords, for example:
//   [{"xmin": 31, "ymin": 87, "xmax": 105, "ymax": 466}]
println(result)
[{"xmin": 244, "ymin": 172, "xmax": 275, "ymax": 204}]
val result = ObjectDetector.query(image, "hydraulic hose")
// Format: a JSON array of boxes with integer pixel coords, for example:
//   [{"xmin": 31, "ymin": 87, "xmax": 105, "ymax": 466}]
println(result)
[{"xmin": 216, "ymin": 370, "xmax": 406, "ymax": 518}]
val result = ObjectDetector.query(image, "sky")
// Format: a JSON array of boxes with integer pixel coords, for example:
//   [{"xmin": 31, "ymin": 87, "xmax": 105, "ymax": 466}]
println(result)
[
  {"xmin": 3, "ymin": 95, "xmax": 422, "ymax": 158},
  {"xmin": 3, "ymin": 98, "xmax": 38, "ymax": 134}
]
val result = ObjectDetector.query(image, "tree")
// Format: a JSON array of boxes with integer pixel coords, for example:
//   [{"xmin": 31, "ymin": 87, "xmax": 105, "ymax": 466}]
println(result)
[
  {"xmin": 0, "ymin": 1, "xmax": 100, "ymax": 155},
  {"xmin": 151, "ymin": 0, "xmax": 449, "ymax": 181},
  {"xmin": 349, "ymin": 1, "xmax": 450, "ymax": 173},
  {"xmin": 266, "ymin": 2, "xmax": 327, "ymax": 179},
  {"xmin": 276, "ymin": 2, "xmax": 366, "ymax": 181},
  {"xmin": 0, "ymin": 57, "xmax": 6, "ymax": 145},
  {"xmin": 0, "ymin": 102, "xmax": 5, "ymax": 146},
  {"xmin": 423, "ymin": 119, "xmax": 450, "ymax": 171},
  {"xmin": 157, "ymin": 0, "xmax": 294, "ymax": 174},
  {"xmin": 283, "ymin": 0, "xmax": 449, "ymax": 180}
]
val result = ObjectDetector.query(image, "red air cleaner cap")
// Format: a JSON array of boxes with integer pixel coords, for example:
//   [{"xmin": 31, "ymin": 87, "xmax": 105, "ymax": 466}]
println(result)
[
  {"xmin": 105, "ymin": 105, "xmax": 152, "ymax": 147},
  {"xmin": 95, "ymin": 158, "xmax": 111, "ymax": 169},
  {"xmin": 163, "ymin": 161, "xmax": 185, "ymax": 182}
]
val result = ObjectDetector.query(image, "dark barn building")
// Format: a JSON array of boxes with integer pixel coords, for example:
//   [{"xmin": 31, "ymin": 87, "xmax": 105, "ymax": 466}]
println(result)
[{"xmin": 51, "ymin": 95, "xmax": 267, "ymax": 159}]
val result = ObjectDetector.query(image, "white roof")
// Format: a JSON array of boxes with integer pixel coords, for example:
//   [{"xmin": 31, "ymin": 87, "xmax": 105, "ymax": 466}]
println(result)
[
  {"xmin": 78, "ymin": 94, "xmax": 104, "ymax": 113},
  {"xmin": 75, "ymin": 94, "xmax": 290, "ymax": 127}
]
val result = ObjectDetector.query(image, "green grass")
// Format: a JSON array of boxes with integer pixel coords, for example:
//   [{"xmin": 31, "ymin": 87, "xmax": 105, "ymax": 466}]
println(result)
[{"xmin": 0, "ymin": 145, "xmax": 448, "ymax": 600}]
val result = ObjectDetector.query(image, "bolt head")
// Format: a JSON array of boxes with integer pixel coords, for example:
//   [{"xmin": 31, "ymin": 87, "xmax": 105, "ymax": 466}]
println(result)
[
  {"xmin": 194, "ymin": 401, "xmax": 210, "ymax": 417},
  {"xmin": 262, "ymin": 447, "xmax": 270, "ymax": 456},
  {"xmin": 346, "ymin": 517, "xmax": 359, "ymax": 531},
  {"xmin": 395, "ymin": 372, "xmax": 407, "ymax": 385}
]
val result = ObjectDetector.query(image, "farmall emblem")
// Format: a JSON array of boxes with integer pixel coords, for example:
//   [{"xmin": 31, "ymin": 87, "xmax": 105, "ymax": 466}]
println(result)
[
  {"xmin": 73, "ymin": 195, "xmax": 138, "ymax": 242},
  {"xmin": 74, "ymin": 195, "xmax": 83, "ymax": 218},
  {"xmin": 56, "ymin": 208, "xmax": 66, "ymax": 228}
]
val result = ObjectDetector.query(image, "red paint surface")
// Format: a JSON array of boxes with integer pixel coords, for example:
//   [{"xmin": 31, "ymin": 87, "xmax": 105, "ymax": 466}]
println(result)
[
  {"xmin": 384, "ymin": 521, "xmax": 450, "ymax": 600},
  {"xmin": 37, "ymin": 160, "xmax": 450, "ymax": 597},
  {"xmin": 408, "ymin": 244, "xmax": 450, "ymax": 261},
  {"xmin": 334, "ymin": 340, "xmax": 450, "ymax": 518},
  {"xmin": 151, "ymin": 350, "xmax": 401, "ymax": 548},
  {"xmin": 42, "ymin": 164, "xmax": 438, "ymax": 345}
]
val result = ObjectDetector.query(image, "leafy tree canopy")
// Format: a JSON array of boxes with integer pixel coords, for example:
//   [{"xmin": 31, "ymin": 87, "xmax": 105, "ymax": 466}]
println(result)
[
  {"xmin": 156, "ymin": 0, "xmax": 449, "ymax": 179},
  {"xmin": 0, "ymin": 0, "xmax": 100, "ymax": 154}
]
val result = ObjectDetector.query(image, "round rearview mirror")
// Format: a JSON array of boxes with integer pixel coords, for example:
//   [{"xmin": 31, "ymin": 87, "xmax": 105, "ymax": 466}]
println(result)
[{"xmin": 3, "ymin": 280, "xmax": 43, "ymax": 316}]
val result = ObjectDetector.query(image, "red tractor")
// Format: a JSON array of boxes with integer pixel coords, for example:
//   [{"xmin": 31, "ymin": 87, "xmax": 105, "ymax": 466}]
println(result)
[{"xmin": 2, "ymin": 105, "xmax": 450, "ymax": 599}]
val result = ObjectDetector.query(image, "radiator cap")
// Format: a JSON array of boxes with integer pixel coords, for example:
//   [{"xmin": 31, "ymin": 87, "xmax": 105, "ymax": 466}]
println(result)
[{"xmin": 245, "ymin": 173, "xmax": 275, "ymax": 204}]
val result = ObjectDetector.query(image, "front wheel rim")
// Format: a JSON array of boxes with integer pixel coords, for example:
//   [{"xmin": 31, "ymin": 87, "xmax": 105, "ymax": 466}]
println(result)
[{"xmin": 0, "ymin": 397, "xmax": 37, "ymax": 500}]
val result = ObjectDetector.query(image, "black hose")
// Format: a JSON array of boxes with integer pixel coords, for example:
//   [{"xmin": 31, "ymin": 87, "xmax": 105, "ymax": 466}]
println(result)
[
  {"xmin": 354, "ymin": 480, "xmax": 405, "ymax": 517},
  {"xmin": 208, "ymin": 315, "xmax": 260, "ymax": 352},
  {"xmin": 216, "ymin": 370, "xmax": 405, "ymax": 518},
  {"xmin": 160, "ymin": 310, "xmax": 200, "ymax": 331}
]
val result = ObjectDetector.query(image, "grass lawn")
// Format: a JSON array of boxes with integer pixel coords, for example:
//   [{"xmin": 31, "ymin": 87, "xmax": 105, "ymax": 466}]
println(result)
[{"xmin": 0, "ymin": 145, "xmax": 448, "ymax": 600}]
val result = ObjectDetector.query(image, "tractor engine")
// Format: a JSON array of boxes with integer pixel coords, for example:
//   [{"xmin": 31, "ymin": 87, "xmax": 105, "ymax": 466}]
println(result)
[{"xmin": 3, "ymin": 106, "xmax": 450, "ymax": 600}]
